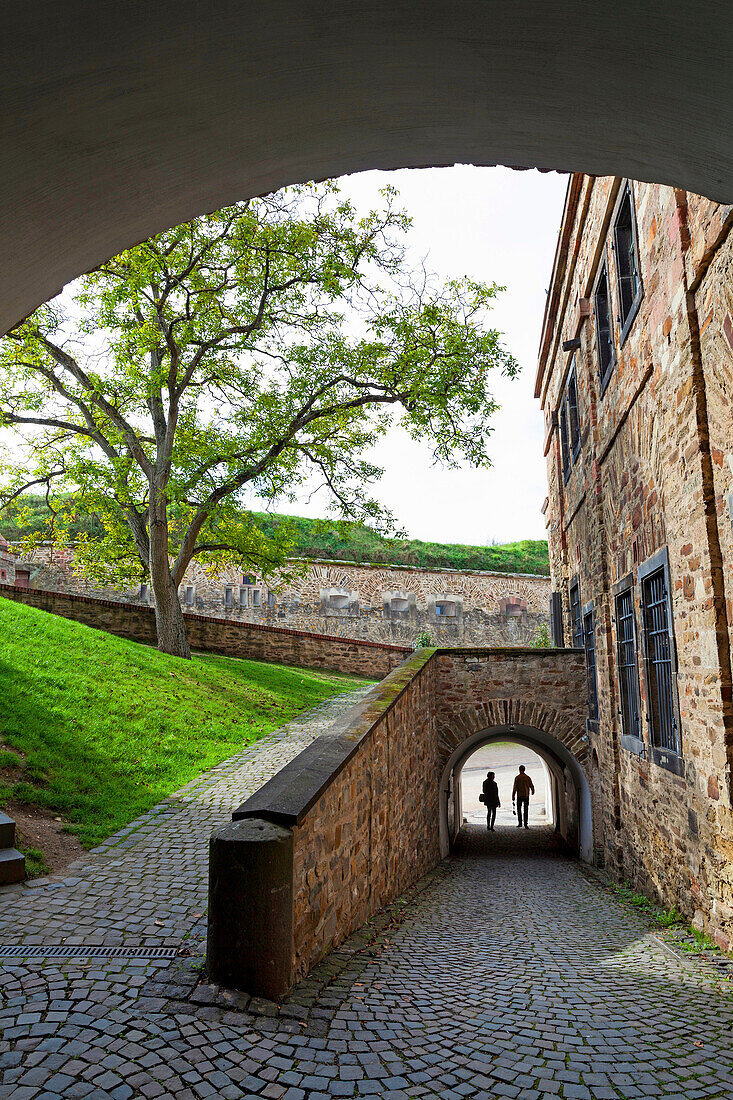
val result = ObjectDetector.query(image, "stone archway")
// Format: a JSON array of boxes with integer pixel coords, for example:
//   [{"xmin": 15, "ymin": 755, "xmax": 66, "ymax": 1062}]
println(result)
[
  {"xmin": 3, "ymin": 2, "xmax": 733, "ymax": 336},
  {"xmin": 439, "ymin": 722, "xmax": 594, "ymax": 864}
]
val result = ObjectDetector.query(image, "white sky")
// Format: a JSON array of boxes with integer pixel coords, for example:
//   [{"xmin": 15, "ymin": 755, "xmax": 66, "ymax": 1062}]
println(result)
[{"xmin": 283, "ymin": 166, "xmax": 569, "ymax": 545}]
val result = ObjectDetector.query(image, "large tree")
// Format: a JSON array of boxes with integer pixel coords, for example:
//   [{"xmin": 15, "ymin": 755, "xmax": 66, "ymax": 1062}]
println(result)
[{"xmin": 0, "ymin": 183, "xmax": 517, "ymax": 657}]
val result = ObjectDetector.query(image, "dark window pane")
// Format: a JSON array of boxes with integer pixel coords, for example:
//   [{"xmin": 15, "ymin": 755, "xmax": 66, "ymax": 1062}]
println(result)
[
  {"xmin": 560, "ymin": 401, "xmax": 570, "ymax": 478},
  {"xmin": 615, "ymin": 588, "xmax": 640, "ymax": 738},
  {"xmin": 642, "ymin": 566, "xmax": 680, "ymax": 754},
  {"xmin": 584, "ymin": 609, "xmax": 599, "ymax": 719},
  {"xmin": 595, "ymin": 262, "xmax": 614, "ymax": 386},
  {"xmin": 614, "ymin": 187, "xmax": 641, "ymax": 328},
  {"xmin": 569, "ymin": 580, "xmax": 583, "ymax": 648},
  {"xmin": 567, "ymin": 366, "xmax": 580, "ymax": 457}
]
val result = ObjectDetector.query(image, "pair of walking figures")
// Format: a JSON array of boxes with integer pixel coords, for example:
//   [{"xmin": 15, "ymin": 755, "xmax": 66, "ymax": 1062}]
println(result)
[{"xmin": 479, "ymin": 765, "xmax": 535, "ymax": 830}]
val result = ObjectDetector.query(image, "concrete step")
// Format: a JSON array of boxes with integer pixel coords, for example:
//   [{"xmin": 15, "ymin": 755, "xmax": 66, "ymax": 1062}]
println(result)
[
  {"xmin": 0, "ymin": 846, "xmax": 25, "ymax": 885},
  {"xmin": 0, "ymin": 810, "xmax": 16, "ymax": 849}
]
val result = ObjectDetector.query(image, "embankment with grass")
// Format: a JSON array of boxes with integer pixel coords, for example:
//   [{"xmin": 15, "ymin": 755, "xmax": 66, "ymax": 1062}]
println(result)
[{"xmin": 0, "ymin": 598, "xmax": 367, "ymax": 866}]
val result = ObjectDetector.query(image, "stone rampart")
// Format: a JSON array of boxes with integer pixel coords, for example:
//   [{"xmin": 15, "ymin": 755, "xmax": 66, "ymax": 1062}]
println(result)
[
  {"xmin": 22, "ymin": 546, "xmax": 551, "ymax": 648},
  {"xmin": 0, "ymin": 585, "xmax": 408, "ymax": 679}
]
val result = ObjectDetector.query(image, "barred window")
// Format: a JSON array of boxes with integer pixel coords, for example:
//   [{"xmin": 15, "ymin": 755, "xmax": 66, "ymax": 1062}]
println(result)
[
  {"xmin": 595, "ymin": 260, "xmax": 615, "ymax": 394},
  {"xmin": 584, "ymin": 609, "xmax": 598, "ymax": 720},
  {"xmin": 613, "ymin": 183, "xmax": 643, "ymax": 341},
  {"xmin": 569, "ymin": 579, "xmax": 583, "ymax": 648},
  {"xmin": 641, "ymin": 564, "xmax": 680, "ymax": 755},
  {"xmin": 566, "ymin": 363, "xmax": 580, "ymax": 459},
  {"xmin": 615, "ymin": 587, "xmax": 640, "ymax": 739},
  {"xmin": 560, "ymin": 400, "xmax": 571, "ymax": 479}
]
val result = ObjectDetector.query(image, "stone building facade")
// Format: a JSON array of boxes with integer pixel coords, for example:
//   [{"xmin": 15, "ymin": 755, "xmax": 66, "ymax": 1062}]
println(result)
[
  {"xmin": 21, "ymin": 546, "xmax": 550, "ymax": 648},
  {"xmin": 538, "ymin": 173, "xmax": 733, "ymax": 947}
]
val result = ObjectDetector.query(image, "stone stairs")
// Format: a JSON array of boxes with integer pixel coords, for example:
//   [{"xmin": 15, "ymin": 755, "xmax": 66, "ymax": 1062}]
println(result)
[{"xmin": 0, "ymin": 811, "xmax": 25, "ymax": 884}]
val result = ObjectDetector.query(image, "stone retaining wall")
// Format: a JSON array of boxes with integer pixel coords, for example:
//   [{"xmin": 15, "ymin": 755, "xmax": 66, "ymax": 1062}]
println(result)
[
  {"xmin": 207, "ymin": 646, "xmax": 589, "ymax": 998},
  {"xmin": 22, "ymin": 546, "xmax": 551, "ymax": 647},
  {"xmin": 0, "ymin": 585, "xmax": 409, "ymax": 679},
  {"xmin": 208, "ymin": 650, "xmax": 439, "ymax": 996}
]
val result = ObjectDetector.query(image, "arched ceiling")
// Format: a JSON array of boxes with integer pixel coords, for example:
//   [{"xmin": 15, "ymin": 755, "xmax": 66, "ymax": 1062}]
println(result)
[{"xmin": 3, "ymin": 1, "xmax": 732, "ymax": 335}]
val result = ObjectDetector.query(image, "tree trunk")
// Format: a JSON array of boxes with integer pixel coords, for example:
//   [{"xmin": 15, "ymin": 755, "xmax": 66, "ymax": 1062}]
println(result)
[
  {"xmin": 149, "ymin": 496, "xmax": 191, "ymax": 658},
  {"xmin": 153, "ymin": 578, "xmax": 191, "ymax": 658}
]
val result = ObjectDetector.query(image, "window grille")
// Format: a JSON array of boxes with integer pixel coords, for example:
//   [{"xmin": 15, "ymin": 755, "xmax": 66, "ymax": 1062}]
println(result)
[
  {"xmin": 224, "ymin": 586, "xmax": 234, "ymax": 607},
  {"xmin": 550, "ymin": 591, "xmax": 564, "ymax": 646},
  {"xmin": 252, "ymin": 588, "xmax": 261, "ymax": 607},
  {"xmin": 584, "ymin": 609, "xmax": 598, "ymax": 719},
  {"xmin": 567, "ymin": 364, "xmax": 580, "ymax": 459},
  {"xmin": 569, "ymin": 579, "xmax": 583, "ymax": 648},
  {"xmin": 615, "ymin": 588, "xmax": 640, "ymax": 738},
  {"xmin": 613, "ymin": 184, "xmax": 643, "ymax": 340},
  {"xmin": 594, "ymin": 261, "xmax": 614, "ymax": 393},
  {"xmin": 641, "ymin": 566, "xmax": 680, "ymax": 754},
  {"xmin": 560, "ymin": 401, "xmax": 571, "ymax": 479}
]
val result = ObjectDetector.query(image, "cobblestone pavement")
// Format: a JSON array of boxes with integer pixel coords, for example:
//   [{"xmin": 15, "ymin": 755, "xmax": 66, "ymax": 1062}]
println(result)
[{"xmin": 2, "ymin": 717, "xmax": 733, "ymax": 1098}]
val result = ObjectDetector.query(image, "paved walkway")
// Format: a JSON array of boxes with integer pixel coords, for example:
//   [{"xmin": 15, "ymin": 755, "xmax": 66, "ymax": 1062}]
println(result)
[{"xmin": 2, "ymin": 701, "xmax": 733, "ymax": 1099}]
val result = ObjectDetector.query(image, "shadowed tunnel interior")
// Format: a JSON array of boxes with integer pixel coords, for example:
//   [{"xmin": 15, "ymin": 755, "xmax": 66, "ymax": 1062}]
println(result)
[
  {"xmin": 440, "ymin": 725, "xmax": 593, "ymax": 863},
  {"xmin": 3, "ymin": 1, "xmax": 733, "ymax": 336}
]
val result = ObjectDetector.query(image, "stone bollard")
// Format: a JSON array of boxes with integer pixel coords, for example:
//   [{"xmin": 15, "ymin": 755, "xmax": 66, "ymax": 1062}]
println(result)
[{"xmin": 207, "ymin": 817, "xmax": 294, "ymax": 1000}]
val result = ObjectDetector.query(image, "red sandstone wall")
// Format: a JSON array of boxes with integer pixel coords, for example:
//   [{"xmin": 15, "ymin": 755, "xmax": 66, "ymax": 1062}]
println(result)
[
  {"xmin": 539, "ymin": 175, "xmax": 733, "ymax": 948},
  {"xmin": 0, "ymin": 585, "xmax": 408, "ymax": 679}
]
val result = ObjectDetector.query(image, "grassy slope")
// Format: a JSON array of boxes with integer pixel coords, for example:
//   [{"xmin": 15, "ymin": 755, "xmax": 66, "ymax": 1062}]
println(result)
[
  {"xmin": 0, "ymin": 599, "xmax": 366, "ymax": 848},
  {"xmin": 1, "ymin": 495, "xmax": 549, "ymax": 575}
]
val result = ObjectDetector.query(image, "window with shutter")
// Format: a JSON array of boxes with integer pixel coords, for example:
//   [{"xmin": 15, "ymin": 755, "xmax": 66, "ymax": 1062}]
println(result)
[
  {"xmin": 567, "ymin": 363, "xmax": 580, "ymax": 459},
  {"xmin": 569, "ymin": 578, "xmax": 583, "ymax": 648},
  {"xmin": 584, "ymin": 608, "xmax": 599, "ymax": 720},
  {"xmin": 550, "ymin": 591, "xmax": 564, "ymax": 647},
  {"xmin": 594, "ymin": 260, "xmax": 615, "ymax": 394},
  {"xmin": 560, "ymin": 400, "xmax": 571, "ymax": 480},
  {"xmin": 613, "ymin": 183, "xmax": 643, "ymax": 342}
]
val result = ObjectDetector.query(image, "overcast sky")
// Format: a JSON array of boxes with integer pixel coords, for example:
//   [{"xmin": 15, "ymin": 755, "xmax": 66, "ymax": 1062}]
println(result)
[{"xmin": 283, "ymin": 166, "xmax": 569, "ymax": 546}]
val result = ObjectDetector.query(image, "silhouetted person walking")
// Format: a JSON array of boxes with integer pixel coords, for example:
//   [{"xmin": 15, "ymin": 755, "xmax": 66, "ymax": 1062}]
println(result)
[
  {"xmin": 481, "ymin": 770, "xmax": 500, "ymax": 831},
  {"xmin": 512, "ymin": 765, "xmax": 534, "ymax": 829}
]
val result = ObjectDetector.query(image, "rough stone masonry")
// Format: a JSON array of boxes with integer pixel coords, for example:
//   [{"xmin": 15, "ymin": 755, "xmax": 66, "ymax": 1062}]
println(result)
[{"xmin": 538, "ymin": 174, "xmax": 733, "ymax": 949}]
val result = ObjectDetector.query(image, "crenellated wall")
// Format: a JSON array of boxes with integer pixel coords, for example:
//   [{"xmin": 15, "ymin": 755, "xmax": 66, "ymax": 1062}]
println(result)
[{"xmin": 21, "ymin": 546, "xmax": 551, "ymax": 648}]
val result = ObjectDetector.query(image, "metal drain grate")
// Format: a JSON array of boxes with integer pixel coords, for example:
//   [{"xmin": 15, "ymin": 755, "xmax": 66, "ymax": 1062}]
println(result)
[{"xmin": 0, "ymin": 945, "xmax": 178, "ymax": 960}]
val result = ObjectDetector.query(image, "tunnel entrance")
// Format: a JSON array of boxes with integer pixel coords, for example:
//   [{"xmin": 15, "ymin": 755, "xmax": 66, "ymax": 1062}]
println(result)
[
  {"xmin": 439, "ymin": 723, "xmax": 593, "ymax": 864},
  {"xmin": 460, "ymin": 742, "xmax": 553, "ymax": 831}
]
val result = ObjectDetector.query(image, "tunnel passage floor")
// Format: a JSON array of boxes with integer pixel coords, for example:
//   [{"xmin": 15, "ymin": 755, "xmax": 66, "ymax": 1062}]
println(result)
[{"xmin": 2, "ymin": 751, "xmax": 733, "ymax": 1098}]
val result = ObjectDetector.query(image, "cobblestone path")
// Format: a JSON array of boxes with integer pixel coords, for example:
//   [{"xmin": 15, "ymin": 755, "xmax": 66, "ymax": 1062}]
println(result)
[{"xmin": 2, "ymin": 711, "xmax": 733, "ymax": 1098}]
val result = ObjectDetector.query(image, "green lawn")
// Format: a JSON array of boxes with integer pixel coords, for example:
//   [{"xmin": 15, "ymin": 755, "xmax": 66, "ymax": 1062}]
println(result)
[{"xmin": 0, "ymin": 598, "xmax": 367, "ymax": 848}]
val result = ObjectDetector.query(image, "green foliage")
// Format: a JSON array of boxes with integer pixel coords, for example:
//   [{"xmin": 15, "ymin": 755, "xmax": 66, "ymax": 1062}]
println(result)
[
  {"xmin": 0, "ymin": 495, "xmax": 550, "ymax": 575},
  {"xmin": 414, "ymin": 628, "xmax": 433, "ymax": 649},
  {"xmin": 0, "ymin": 181, "xmax": 519, "ymax": 654},
  {"xmin": 0, "ymin": 598, "xmax": 366, "ymax": 847},
  {"xmin": 16, "ymin": 842, "xmax": 50, "ymax": 879},
  {"xmin": 532, "ymin": 623, "xmax": 552, "ymax": 648}
]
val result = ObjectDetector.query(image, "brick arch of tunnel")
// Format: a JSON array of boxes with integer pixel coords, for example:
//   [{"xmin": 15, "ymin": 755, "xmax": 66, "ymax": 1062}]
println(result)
[{"xmin": 438, "ymin": 724, "xmax": 594, "ymax": 864}]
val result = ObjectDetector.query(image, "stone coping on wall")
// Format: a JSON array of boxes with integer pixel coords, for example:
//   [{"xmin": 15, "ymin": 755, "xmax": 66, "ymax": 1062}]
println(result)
[
  {"xmin": 233, "ymin": 648, "xmax": 436, "ymax": 827},
  {"xmin": 0, "ymin": 582, "xmax": 411, "ymax": 654}
]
